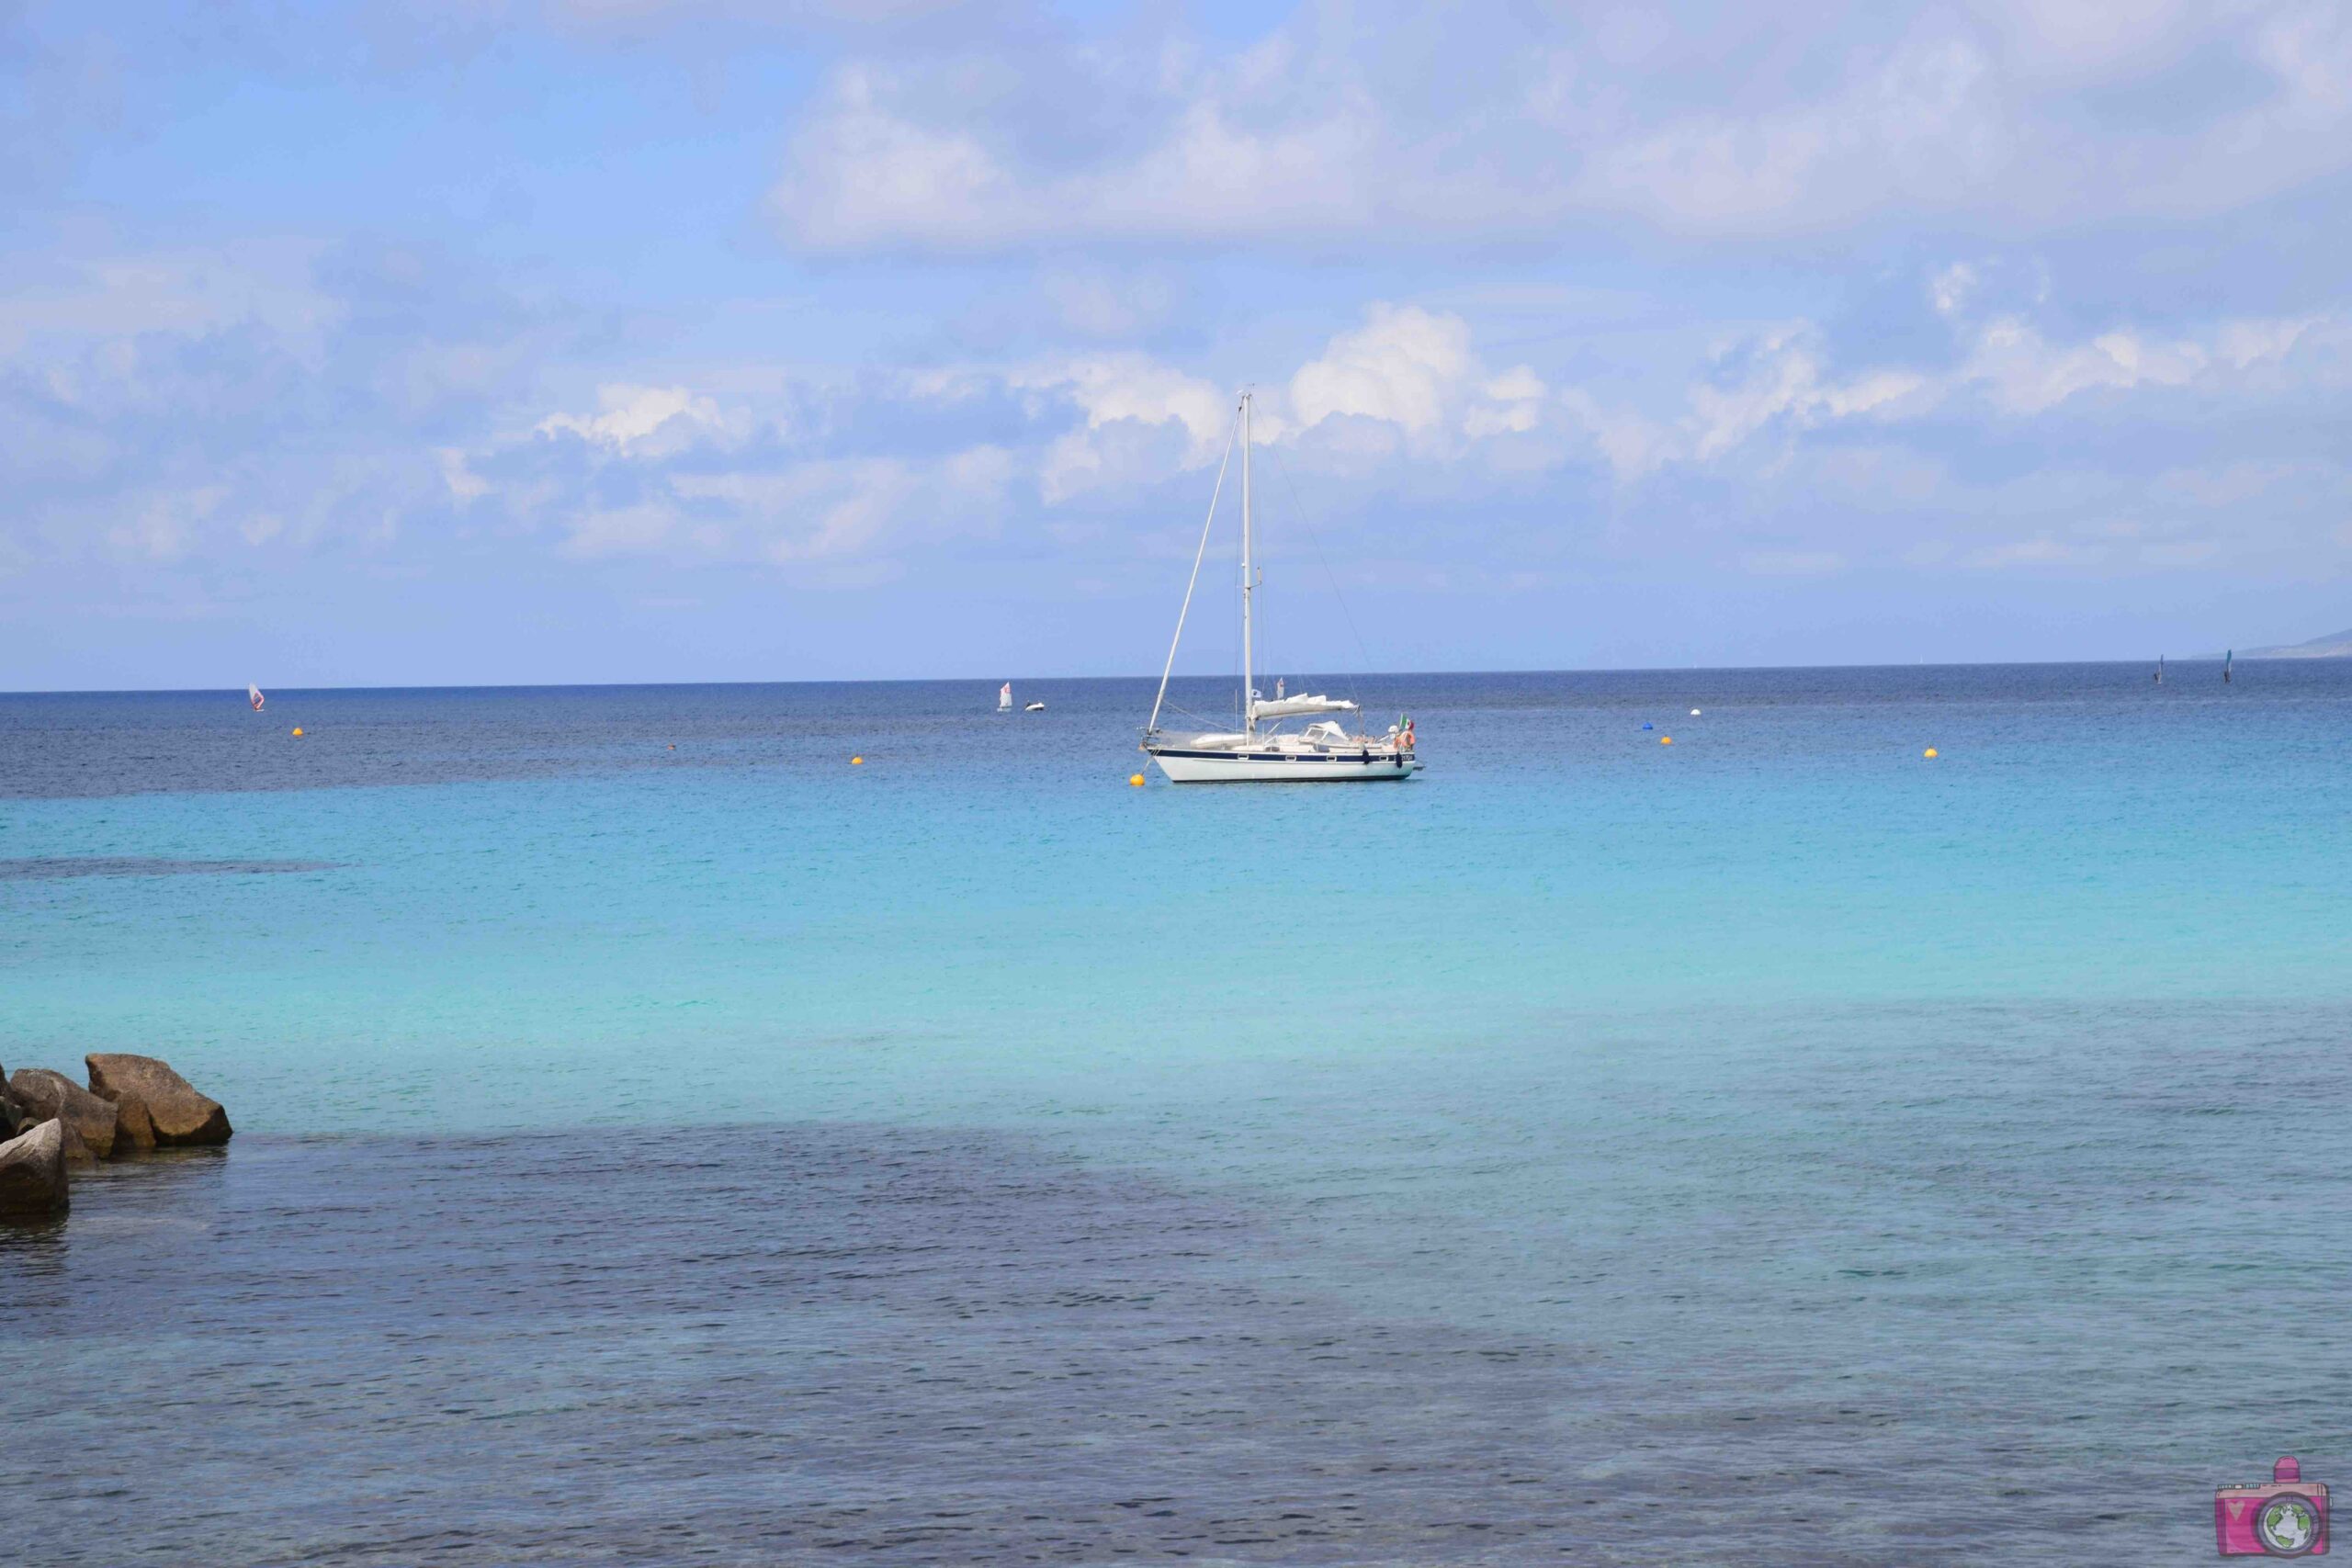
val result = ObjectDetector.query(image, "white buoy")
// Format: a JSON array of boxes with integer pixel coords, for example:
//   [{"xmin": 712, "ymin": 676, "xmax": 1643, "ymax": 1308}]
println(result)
[{"xmin": 1690, "ymin": 708, "xmax": 1701, "ymax": 716}]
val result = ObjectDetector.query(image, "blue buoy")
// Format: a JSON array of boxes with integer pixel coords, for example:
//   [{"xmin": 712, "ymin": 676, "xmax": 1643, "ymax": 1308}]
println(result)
[{"xmin": 1642, "ymin": 722, "xmax": 1653, "ymax": 730}]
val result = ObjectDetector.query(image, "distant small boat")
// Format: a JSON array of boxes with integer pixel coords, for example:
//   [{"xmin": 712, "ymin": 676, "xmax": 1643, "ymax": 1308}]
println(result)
[
  {"xmin": 2154, "ymin": 655, "xmax": 2165, "ymax": 684},
  {"xmin": 2224, "ymin": 649, "xmax": 2233, "ymax": 684},
  {"xmin": 998, "ymin": 682, "xmax": 1012, "ymax": 714},
  {"xmin": 248, "ymin": 683, "xmax": 266, "ymax": 711},
  {"xmin": 1025, "ymin": 701, "xmax": 1046, "ymax": 712}
]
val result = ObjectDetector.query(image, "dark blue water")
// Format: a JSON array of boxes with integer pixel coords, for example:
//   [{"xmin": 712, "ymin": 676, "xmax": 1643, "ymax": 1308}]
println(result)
[{"xmin": 6, "ymin": 665, "xmax": 2352, "ymax": 1563}]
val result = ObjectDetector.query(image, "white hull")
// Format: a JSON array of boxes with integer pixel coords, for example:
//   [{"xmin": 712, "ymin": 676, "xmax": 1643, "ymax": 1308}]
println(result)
[{"xmin": 1148, "ymin": 746, "xmax": 1419, "ymax": 783}]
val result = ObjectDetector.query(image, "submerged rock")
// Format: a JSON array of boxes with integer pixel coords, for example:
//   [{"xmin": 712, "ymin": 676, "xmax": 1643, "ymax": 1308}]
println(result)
[
  {"xmin": 8, "ymin": 1068, "xmax": 118, "ymax": 1160},
  {"xmin": 85, "ymin": 1055, "xmax": 231, "ymax": 1146},
  {"xmin": 0, "ymin": 1120, "xmax": 70, "ymax": 1215}
]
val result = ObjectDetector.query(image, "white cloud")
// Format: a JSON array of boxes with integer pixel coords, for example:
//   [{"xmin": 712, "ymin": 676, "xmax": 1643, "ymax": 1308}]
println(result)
[
  {"xmin": 766, "ymin": 4, "xmax": 2352, "ymax": 253},
  {"xmin": 438, "ymin": 447, "xmax": 490, "ymax": 502},
  {"xmin": 536, "ymin": 384, "xmax": 746, "ymax": 456},
  {"xmin": 1930, "ymin": 262, "xmax": 1980, "ymax": 317},
  {"xmin": 472, "ymin": 373, "xmax": 1020, "ymax": 566},
  {"xmin": 1289, "ymin": 305, "xmax": 1474, "ymax": 436},
  {"xmin": 1012, "ymin": 355, "xmax": 1234, "ymax": 502},
  {"xmin": 7, "ymin": 226, "xmax": 2349, "ymax": 605},
  {"xmin": 524, "ymin": 435, "xmax": 1017, "ymax": 565},
  {"xmin": 1648, "ymin": 328, "xmax": 1931, "ymax": 468},
  {"xmin": 1956, "ymin": 313, "xmax": 2324, "ymax": 413}
]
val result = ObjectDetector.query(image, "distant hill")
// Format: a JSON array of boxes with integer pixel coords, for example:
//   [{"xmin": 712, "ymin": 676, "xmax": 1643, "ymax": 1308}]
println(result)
[{"xmin": 2211, "ymin": 627, "xmax": 2352, "ymax": 660}]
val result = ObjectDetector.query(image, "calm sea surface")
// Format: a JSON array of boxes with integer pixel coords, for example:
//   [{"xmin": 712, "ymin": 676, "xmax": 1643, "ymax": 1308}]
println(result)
[{"xmin": 5, "ymin": 666, "xmax": 2350, "ymax": 1564}]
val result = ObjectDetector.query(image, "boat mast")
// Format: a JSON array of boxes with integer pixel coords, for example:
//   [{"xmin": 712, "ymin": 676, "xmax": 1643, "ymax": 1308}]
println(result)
[{"xmin": 1241, "ymin": 390, "xmax": 1254, "ymax": 739}]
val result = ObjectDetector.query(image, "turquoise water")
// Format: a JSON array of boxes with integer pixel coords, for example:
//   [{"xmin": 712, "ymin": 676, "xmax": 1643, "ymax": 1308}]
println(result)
[{"xmin": 6, "ymin": 665, "xmax": 2352, "ymax": 1563}]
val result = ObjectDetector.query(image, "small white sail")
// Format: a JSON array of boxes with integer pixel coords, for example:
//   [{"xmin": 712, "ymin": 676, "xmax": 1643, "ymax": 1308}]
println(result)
[
  {"xmin": 998, "ymin": 682, "xmax": 1012, "ymax": 712},
  {"xmin": 248, "ymin": 683, "xmax": 265, "ymax": 711}
]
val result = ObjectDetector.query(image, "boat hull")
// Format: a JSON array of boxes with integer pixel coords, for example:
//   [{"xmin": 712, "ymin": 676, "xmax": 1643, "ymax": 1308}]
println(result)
[{"xmin": 1146, "ymin": 746, "xmax": 1419, "ymax": 784}]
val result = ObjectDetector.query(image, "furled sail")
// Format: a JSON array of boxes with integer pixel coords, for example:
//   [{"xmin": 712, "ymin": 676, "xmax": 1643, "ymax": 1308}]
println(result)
[{"xmin": 1249, "ymin": 694, "xmax": 1358, "ymax": 721}]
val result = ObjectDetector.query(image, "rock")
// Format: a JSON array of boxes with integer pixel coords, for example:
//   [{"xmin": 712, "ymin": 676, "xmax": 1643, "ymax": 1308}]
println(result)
[
  {"xmin": 55, "ymin": 1117, "xmax": 96, "ymax": 1167},
  {"xmin": 110, "ymin": 1090, "xmax": 158, "ymax": 1155},
  {"xmin": 0, "ymin": 1080, "xmax": 30, "ymax": 1140},
  {"xmin": 7, "ymin": 1068, "xmax": 118, "ymax": 1160},
  {"xmin": 0, "ymin": 1120, "xmax": 70, "ymax": 1216},
  {"xmin": 85, "ymin": 1055, "xmax": 232, "ymax": 1146}
]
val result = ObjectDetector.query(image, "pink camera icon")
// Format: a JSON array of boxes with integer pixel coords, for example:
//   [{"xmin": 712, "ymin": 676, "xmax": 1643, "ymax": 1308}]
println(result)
[{"xmin": 2218, "ymin": 1457, "xmax": 2328, "ymax": 1556}]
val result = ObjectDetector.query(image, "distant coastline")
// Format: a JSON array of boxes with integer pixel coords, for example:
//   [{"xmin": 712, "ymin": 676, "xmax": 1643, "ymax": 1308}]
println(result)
[{"xmin": 2204, "ymin": 626, "xmax": 2352, "ymax": 660}]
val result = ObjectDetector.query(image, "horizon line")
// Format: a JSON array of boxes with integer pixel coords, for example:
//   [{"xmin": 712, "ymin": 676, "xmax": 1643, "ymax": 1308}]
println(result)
[{"xmin": 0, "ymin": 652, "xmax": 2276, "ymax": 698}]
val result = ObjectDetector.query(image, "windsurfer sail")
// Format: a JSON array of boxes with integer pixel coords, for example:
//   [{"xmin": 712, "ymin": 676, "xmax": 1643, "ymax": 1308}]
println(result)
[{"xmin": 249, "ymin": 683, "xmax": 266, "ymax": 711}]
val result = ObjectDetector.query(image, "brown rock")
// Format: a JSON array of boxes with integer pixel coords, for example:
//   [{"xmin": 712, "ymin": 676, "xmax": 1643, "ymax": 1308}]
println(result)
[
  {"xmin": 0, "ymin": 1120, "xmax": 70, "ymax": 1215},
  {"xmin": 110, "ymin": 1090, "xmax": 158, "ymax": 1155},
  {"xmin": 55, "ymin": 1117, "xmax": 96, "ymax": 1167},
  {"xmin": 84, "ymin": 1055, "xmax": 232, "ymax": 1145},
  {"xmin": 8, "ymin": 1068, "xmax": 118, "ymax": 1160}
]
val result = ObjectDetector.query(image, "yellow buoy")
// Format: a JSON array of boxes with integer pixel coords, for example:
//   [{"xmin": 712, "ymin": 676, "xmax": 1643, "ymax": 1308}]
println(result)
[
  {"xmin": 1924, "ymin": 748, "xmax": 1938, "ymax": 759},
  {"xmin": 291, "ymin": 727, "xmax": 304, "ymax": 737},
  {"xmin": 1129, "ymin": 773, "xmax": 1145, "ymax": 786},
  {"xmin": 1660, "ymin": 735, "xmax": 1672, "ymax": 745},
  {"xmin": 851, "ymin": 755, "xmax": 864, "ymax": 765}
]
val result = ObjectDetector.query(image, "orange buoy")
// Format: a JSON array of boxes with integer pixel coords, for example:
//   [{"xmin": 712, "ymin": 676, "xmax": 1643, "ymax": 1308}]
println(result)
[
  {"xmin": 1128, "ymin": 773, "xmax": 1145, "ymax": 786},
  {"xmin": 851, "ymin": 756, "xmax": 864, "ymax": 765},
  {"xmin": 1660, "ymin": 735, "xmax": 1672, "ymax": 745},
  {"xmin": 291, "ymin": 727, "xmax": 304, "ymax": 737},
  {"xmin": 1924, "ymin": 748, "xmax": 1939, "ymax": 759}
]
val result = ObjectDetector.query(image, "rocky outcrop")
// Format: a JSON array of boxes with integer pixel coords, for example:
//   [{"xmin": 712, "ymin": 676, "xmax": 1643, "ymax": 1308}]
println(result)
[
  {"xmin": 7, "ymin": 1068, "xmax": 118, "ymax": 1160},
  {"xmin": 0, "ymin": 1075, "xmax": 31, "ymax": 1140},
  {"xmin": 110, "ymin": 1091, "xmax": 158, "ymax": 1155},
  {"xmin": 0, "ymin": 1120, "xmax": 70, "ymax": 1215},
  {"xmin": 55, "ymin": 1117, "xmax": 96, "ymax": 1167},
  {"xmin": 85, "ymin": 1055, "xmax": 232, "ymax": 1146}
]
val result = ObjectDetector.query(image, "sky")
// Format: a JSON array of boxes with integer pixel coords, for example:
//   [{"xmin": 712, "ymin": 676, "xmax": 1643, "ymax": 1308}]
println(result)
[{"xmin": 4, "ymin": 0, "xmax": 2350, "ymax": 689}]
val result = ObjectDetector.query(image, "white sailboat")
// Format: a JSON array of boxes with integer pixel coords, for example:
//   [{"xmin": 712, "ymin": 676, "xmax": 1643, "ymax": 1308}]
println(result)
[
  {"xmin": 1141, "ymin": 391, "xmax": 1419, "ymax": 784},
  {"xmin": 998, "ymin": 682, "xmax": 1013, "ymax": 713}
]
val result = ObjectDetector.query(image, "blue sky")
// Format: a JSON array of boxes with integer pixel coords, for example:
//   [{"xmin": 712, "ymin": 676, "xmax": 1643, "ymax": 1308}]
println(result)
[{"xmin": 5, "ymin": 0, "xmax": 2349, "ymax": 688}]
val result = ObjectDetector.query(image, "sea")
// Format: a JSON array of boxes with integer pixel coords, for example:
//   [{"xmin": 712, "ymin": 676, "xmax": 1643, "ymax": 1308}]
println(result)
[{"xmin": 4, "ymin": 664, "xmax": 2348, "ymax": 1565}]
